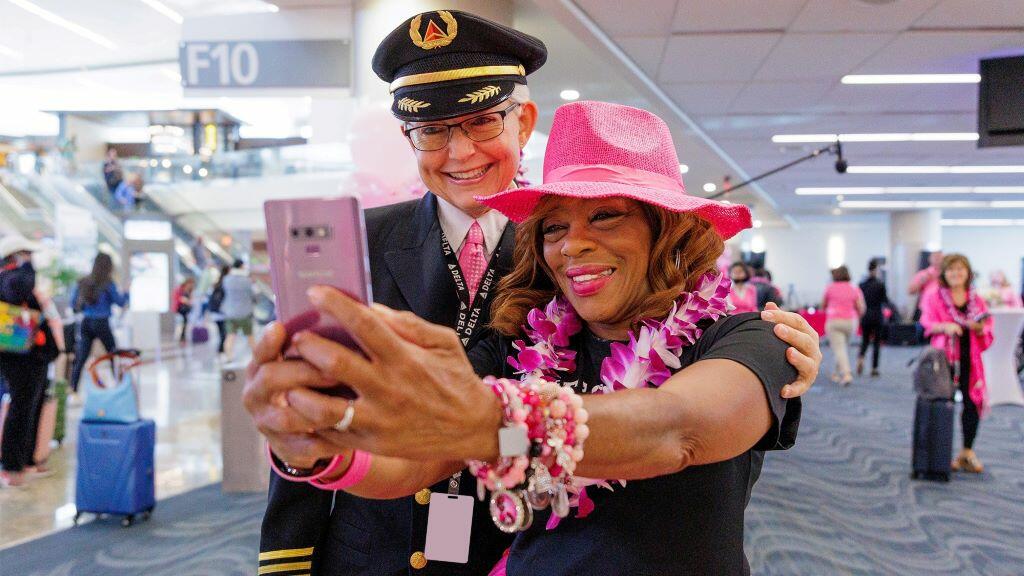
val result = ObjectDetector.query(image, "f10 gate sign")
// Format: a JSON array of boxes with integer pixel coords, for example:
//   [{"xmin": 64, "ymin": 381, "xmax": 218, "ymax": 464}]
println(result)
[{"xmin": 179, "ymin": 40, "xmax": 351, "ymax": 89}]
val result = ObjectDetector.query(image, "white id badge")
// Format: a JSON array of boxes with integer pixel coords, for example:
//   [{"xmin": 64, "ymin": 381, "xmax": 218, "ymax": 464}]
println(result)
[{"xmin": 424, "ymin": 493, "xmax": 474, "ymax": 563}]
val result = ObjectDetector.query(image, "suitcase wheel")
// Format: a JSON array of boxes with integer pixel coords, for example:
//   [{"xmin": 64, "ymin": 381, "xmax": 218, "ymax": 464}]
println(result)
[
  {"xmin": 142, "ymin": 509, "xmax": 153, "ymax": 521},
  {"xmin": 121, "ymin": 515, "xmax": 134, "ymax": 528},
  {"xmin": 910, "ymin": 471, "xmax": 921, "ymax": 480},
  {"xmin": 73, "ymin": 512, "xmax": 81, "ymax": 526}
]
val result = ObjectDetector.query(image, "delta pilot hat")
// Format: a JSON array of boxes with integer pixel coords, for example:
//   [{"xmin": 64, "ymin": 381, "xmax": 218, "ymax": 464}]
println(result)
[{"xmin": 372, "ymin": 10, "xmax": 547, "ymax": 122}]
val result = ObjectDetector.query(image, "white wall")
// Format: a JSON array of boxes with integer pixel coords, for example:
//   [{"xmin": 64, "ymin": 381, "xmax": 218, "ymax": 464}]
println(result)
[
  {"xmin": 943, "ymin": 226, "xmax": 1024, "ymax": 294},
  {"xmin": 755, "ymin": 216, "xmax": 891, "ymax": 308}
]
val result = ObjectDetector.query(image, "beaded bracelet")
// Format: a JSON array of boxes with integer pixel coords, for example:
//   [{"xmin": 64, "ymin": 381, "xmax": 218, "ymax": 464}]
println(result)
[{"xmin": 467, "ymin": 376, "xmax": 589, "ymax": 533}]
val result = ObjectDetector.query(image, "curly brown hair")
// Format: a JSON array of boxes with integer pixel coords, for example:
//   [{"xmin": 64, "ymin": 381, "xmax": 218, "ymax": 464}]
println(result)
[
  {"xmin": 937, "ymin": 253, "xmax": 974, "ymax": 289},
  {"xmin": 489, "ymin": 198, "xmax": 725, "ymax": 336}
]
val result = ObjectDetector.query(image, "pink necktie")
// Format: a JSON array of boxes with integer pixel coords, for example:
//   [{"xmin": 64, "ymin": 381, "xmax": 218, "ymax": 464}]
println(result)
[{"xmin": 458, "ymin": 221, "xmax": 487, "ymax": 305}]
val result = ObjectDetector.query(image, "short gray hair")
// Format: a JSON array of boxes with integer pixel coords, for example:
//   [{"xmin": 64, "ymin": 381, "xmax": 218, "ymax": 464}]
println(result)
[{"xmin": 508, "ymin": 83, "xmax": 531, "ymax": 105}]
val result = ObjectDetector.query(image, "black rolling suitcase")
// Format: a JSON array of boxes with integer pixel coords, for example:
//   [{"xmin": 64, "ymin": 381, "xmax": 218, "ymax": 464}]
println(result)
[{"xmin": 911, "ymin": 397, "xmax": 954, "ymax": 481}]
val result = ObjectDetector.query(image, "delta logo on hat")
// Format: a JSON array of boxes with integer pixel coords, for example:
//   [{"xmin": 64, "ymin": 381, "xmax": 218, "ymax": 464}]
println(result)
[{"xmin": 410, "ymin": 11, "xmax": 458, "ymax": 50}]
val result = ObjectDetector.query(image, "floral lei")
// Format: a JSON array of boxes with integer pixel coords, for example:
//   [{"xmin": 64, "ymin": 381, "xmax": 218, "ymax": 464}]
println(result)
[{"xmin": 504, "ymin": 271, "xmax": 733, "ymax": 528}]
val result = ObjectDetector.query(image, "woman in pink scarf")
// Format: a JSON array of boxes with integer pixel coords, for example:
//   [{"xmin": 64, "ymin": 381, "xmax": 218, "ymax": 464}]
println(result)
[{"xmin": 919, "ymin": 253, "xmax": 994, "ymax": 473}]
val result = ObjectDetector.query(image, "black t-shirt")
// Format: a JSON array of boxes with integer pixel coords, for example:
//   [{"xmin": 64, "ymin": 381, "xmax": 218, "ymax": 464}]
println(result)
[
  {"xmin": 956, "ymin": 303, "xmax": 972, "ymax": 391},
  {"xmin": 467, "ymin": 312, "xmax": 800, "ymax": 576}
]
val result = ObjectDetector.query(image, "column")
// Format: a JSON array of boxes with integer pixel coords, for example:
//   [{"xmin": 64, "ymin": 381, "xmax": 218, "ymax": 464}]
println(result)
[{"xmin": 889, "ymin": 210, "xmax": 942, "ymax": 316}]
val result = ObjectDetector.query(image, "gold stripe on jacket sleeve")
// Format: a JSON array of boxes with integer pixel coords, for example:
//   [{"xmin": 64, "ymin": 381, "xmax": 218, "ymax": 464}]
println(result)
[
  {"xmin": 257, "ymin": 560, "xmax": 313, "ymax": 575},
  {"xmin": 258, "ymin": 547, "xmax": 314, "ymax": 562}
]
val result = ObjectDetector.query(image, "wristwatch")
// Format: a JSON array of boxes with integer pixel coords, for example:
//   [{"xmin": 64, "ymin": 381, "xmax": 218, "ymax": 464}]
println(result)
[{"xmin": 271, "ymin": 451, "xmax": 332, "ymax": 478}]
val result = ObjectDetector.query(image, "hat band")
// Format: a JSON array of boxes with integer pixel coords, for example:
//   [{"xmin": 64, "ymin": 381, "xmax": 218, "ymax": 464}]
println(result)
[
  {"xmin": 546, "ymin": 164, "xmax": 684, "ymax": 193},
  {"xmin": 390, "ymin": 64, "xmax": 526, "ymax": 93}
]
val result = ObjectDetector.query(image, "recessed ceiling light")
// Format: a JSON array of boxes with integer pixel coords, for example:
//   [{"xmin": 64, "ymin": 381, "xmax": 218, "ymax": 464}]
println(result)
[
  {"xmin": 841, "ymin": 74, "xmax": 980, "ymax": 84},
  {"xmin": 138, "ymin": 0, "xmax": 183, "ymax": 24},
  {"xmin": 559, "ymin": 89, "xmax": 580, "ymax": 101},
  {"xmin": 847, "ymin": 165, "xmax": 1024, "ymax": 174},
  {"xmin": 796, "ymin": 186, "xmax": 1024, "ymax": 195},
  {"xmin": 182, "ymin": 165, "xmax": 193, "ymax": 175},
  {"xmin": 7, "ymin": 0, "xmax": 118, "ymax": 50},
  {"xmin": 831, "ymin": 208, "xmax": 842, "ymax": 216},
  {"xmin": 703, "ymin": 182, "xmax": 716, "ymax": 193},
  {"xmin": 772, "ymin": 133, "xmax": 978, "ymax": 143},
  {"xmin": 678, "ymin": 164, "xmax": 689, "ymax": 174}
]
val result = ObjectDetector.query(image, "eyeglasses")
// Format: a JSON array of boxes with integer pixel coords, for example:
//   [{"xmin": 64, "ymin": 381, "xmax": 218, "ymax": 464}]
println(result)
[{"xmin": 403, "ymin": 102, "xmax": 520, "ymax": 152}]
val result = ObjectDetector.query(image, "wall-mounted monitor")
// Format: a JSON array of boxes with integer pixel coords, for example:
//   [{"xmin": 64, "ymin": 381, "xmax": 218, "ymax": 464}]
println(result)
[{"xmin": 978, "ymin": 54, "xmax": 1024, "ymax": 148}]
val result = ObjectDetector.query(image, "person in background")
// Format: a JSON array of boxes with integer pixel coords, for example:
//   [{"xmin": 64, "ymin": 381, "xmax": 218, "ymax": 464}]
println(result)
[
  {"xmin": 194, "ymin": 262, "xmax": 221, "ymax": 318},
  {"xmin": 857, "ymin": 259, "xmax": 890, "ymax": 377},
  {"xmin": 823, "ymin": 265, "xmax": 865, "ymax": 386},
  {"xmin": 102, "ymin": 148, "xmax": 123, "ymax": 194},
  {"xmin": 919, "ymin": 254, "xmax": 993, "ymax": 474},
  {"xmin": 727, "ymin": 262, "xmax": 758, "ymax": 314},
  {"xmin": 68, "ymin": 252, "xmax": 128, "ymax": 395},
  {"xmin": 0, "ymin": 235, "xmax": 64, "ymax": 488},
  {"xmin": 220, "ymin": 259, "xmax": 255, "ymax": 360},
  {"xmin": 208, "ymin": 264, "xmax": 230, "ymax": 356},
  {"xmin": 909, "ymin": 250, "xmax": 944, "ymax": 314},
  {"xmin": 191, "ymin": 236, "xmax": 210, "ymax": 271},
  {"xmin": 986, "ymin": 270, "xmax": 1021, "ymax": 309},
  {"xmin": 112, "ymin": 173, "xmax": 141, "ymax": 213},
  {"xmin": 171, "ymin": 278, "xmax": 195, "ymax": 344},
  {"xmin": 751, "ymin": 267, "xmax": 784, "ymax": 311}
]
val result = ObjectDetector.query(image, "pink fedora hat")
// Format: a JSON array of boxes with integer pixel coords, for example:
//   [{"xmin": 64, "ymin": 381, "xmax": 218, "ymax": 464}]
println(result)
[{"xmin": 477, "ymin": 101, "xmax": 750, "ymax": 239}]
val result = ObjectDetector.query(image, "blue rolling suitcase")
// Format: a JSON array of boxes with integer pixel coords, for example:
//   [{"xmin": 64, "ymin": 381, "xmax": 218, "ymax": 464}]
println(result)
[
  {"xmin": 75, "ymin": 419, "xmax": 156, "ymax": 526},
  {"xmin": 911, "ymin": 397, "xmax": 954, "ymax": 482}
]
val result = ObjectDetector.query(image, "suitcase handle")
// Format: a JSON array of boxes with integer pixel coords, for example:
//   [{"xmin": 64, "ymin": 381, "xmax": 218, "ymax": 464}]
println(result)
[{"xmin": 88, "ymin": 351, "xmax": 144, "ymax": 389}]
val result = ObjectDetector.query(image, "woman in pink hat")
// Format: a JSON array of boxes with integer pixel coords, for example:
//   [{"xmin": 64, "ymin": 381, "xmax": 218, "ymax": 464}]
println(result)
[{"xmin": 250, "ymin": 101, "xmax": 818, "ymax": 574}]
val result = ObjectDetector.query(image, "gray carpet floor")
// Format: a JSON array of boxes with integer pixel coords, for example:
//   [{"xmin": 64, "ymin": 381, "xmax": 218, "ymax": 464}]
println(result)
[
  {"xmin": 2, "ymin": 345, "xmax": 1022, "ymax": 575},
  {"xmin": 746, "ymin": 345, "xmax": 1024, "ymax": 576}
]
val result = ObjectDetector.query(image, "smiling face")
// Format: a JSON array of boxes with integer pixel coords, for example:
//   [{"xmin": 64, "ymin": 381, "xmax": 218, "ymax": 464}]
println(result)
[
  {"xmin": 942, "ymin": 260, "xmax": 970, "ymax": 290},
  {"xmin": 539, "ymin": 197, "xmax": 653, "ymax": 340},
  {"xmin": 404, "ymin": 99, "xmax": 538, "ymax": 218}
]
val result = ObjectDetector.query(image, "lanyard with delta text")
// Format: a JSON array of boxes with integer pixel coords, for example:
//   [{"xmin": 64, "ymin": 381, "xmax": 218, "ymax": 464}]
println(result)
[
  {"xmin": 439, "ymin": 229, "xmax": 502, "ymax": 349},
  {"xmin": 438, "ymin": 229, "xmax": 502, "ymax": 499}
]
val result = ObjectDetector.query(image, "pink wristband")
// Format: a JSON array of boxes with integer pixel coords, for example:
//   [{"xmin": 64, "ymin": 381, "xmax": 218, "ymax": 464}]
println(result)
[
  {"xmin": 266, "ymin": 443, "xmax": 342, "ymax": 483},
  {"xmin": 309, "ymin": 450, "xmax": 372, "ymax": 491}
]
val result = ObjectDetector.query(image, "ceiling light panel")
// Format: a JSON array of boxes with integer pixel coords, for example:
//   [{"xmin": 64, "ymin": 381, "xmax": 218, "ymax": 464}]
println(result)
[
  {"xmin": 796, "ymin": 186, "xmax": 1024, "ymax": 196},
  {"xmin": 7, "ymin": 0, "xmax": 118, "ymax": 50},
  {"xmin": 847, "ymin": 165, "xmax": 1024, "ymax": 174},
  {"xmin": 772, "ymin": 132, "xmax": 978, "ymax": 143},
  {"xmin": 139, "ymin": 0, "xmax": 183, "ymax": 24},
  {"xmin": 841, "ymin": 73, "xmax": 980, "ymax": 84},
  {"xmin": 839, "ymin": 200, "xmax": 1003, "ymax": 209}
]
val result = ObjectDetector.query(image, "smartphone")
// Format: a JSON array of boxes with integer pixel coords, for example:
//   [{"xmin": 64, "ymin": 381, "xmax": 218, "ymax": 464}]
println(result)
[
  {"xmin": 264, "ymin": 197, "xmax": 373, "ymax": 382},
  {"xmin": 973, "ymin": 312, "xmax": 991, "ymax": 323}
]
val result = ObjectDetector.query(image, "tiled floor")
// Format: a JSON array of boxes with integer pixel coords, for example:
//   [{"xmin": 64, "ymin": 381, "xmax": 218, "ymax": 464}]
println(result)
[{"xmin": 0, "ymin": 338, "xmax": 251, "ymax": 549}]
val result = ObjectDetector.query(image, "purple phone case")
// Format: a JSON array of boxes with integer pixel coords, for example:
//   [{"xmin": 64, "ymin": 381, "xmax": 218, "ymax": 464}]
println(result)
[{"xmin": 264, "ymin": 197, "xmax": 373, "ymax": 396}]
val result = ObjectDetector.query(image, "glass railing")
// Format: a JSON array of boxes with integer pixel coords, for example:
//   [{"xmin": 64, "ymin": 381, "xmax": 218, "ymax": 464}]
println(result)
[{"xmin": 75, "ymin": 142, "xmax": 353, "ymax": 186}]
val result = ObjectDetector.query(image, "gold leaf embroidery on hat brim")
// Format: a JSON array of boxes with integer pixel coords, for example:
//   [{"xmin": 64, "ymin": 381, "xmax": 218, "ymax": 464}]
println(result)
[
  {"xmin": 458, "ymin": 85, "xmax": 501, "ymax": 104},
  {"xmin": 409, "ymin": 11, "xmax": 458, "ymax": 50},
  {"xmin": 397, "ymin": 98, "xmax": 432, "ymax": 113}
]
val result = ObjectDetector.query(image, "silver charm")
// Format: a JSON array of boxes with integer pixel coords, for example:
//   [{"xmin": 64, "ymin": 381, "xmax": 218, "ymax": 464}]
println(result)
[
  {"xmin": 489, "ymin": 488, "xmax": 533, "ymax": 533},
  {"xmin": 552, "ymin": 483, "xmax": 570, "ymax": 518},
  {"xmin": 526, "ymin": 462, "xmax": 553, "ymax": 509}
]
